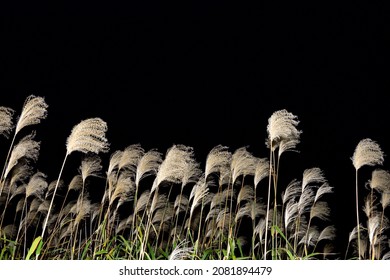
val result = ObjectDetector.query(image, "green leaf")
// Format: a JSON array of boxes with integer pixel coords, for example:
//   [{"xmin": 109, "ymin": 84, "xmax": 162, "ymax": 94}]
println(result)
[
  {"xmin": 81, "ymin": 239, "xmax": 92, "ymax": 259},
  {"xmin": 26, "ymin": 236, "xmax": 43, "ymax": 260}
]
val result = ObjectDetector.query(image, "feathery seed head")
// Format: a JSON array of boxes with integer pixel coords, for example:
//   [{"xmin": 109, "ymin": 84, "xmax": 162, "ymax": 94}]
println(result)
[
  {"xmin": 235, "ymin": 201, "xmax": 265, "ymax": 222},
  {"xmin": 135, "ymin": 149, "xmax": 162, "ymax": 187},
  {"xmin": 267, "ymin": 109, "xmax": 301, "ymax": 150},
  {"xmin": 26, "ymin": 172, "xmax": 48, "ymax": 199},
  {"xmin": 68, "ymin": 175, "xmax": 83, "ymax": 192},
  {"xmin": 4, "ymin": 132, "xmax": 40, "ymax": 179},
  {"xmin": 15, "ymin": 95, "xmax": 48, "ymax": 135},
  {"xmin": 8, "ymin": 163, "xmax": 33, "ymax": 189},
  {"xmin": 284, "ymin": 200, "xmax": 299, "ymax": 231},
  {"xmin": 66, "ymin": 117, "xmax": 109, "ymax": 155},
  {"xmin": 134, "ymin": 190, "xmax": 150, "ymax": 214},
  {"xmin": 118, "ymin": 144, "xmax": 144, "ymax": 173},
  {"xmin": 154, "ymin": 144, "xmax": 197, "ymax": 189},
  {"xmin": 381, "ymin": 192, "xmax": 390, "ymax": 210},
  {"xmin": 368, "ymin": 169, "xmax": 390, "ymax": 192},
  {"xmin": 0, "ymin": 106, "xmax": 15, "ymax": 138},
  {"xmin": 237, "ymin": 185, "xmax": 254, "ymax": 205},
  {"xmin": 205, "ymin": 145, "xmax": 232, "ymax": 179},
  {"xmin": 107, "ymin": 150, "xmax": 124, "ymax": 177},
  {"xmin": 109, "ymin": 173, "xmax": 135, "ymax": 206},
  {"xmin": 282, "ymin": 179, "xmax": 301, "ymax": 204},
  {"xmin": 318, "ymin": 225, "xmax": 336, "ymax": 242},
  {"xmin": 314, "ymin": 182, "xmax": 333, "ymax": 203},
  {"xmin": 302, "ymin": 167, "xmax": 327, "ymax": 192},
  {"xmin": 231, "ymin": 146, "xmax": 257, "ymax": 184},
  {"xmin": 168, "ymin": 241, "xmax": 193, "ymax": 260},
  {"xmin": 74, "ymin": 198, "xmax": 92, "ymax": 226},
  {"xmin": 278, "ymin": 138, "xmax": 300, "ymax": 157},
  {"xmin": 190, "ymin": 177, "xmax": 209, "ymax": 215},
  {"xmin": 46, "ymin": 179, "xmax": 64, "ymax": 199},
  {"xmin": 254, "ymin": 157, "xmax": 269, "ymax": 188},
  {"xmin": 310, "ymin": 201, "xmax": 331, "ymax": 221},
  {"xmin": 79, "ymin": 155, "xmax": 103, "ymax": 184},
  {"xmin": 367, "ymin": 214, "xmax": 386, "ymax": 245},
  {"xmin": 352, "ymin": 138, "xmax": 384, "ymax": 170}
]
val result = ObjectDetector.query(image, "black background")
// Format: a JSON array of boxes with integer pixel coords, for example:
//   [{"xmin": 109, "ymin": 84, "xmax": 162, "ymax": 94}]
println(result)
[{"xmin": 1, "ymin": 2, "xmax": 389, "ymax": 257}]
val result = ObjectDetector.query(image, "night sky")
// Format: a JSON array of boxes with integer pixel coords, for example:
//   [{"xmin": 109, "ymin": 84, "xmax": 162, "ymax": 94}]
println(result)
[{"xmin": 1, "ymin": 3, "xmax": 389, "ymax": 255}]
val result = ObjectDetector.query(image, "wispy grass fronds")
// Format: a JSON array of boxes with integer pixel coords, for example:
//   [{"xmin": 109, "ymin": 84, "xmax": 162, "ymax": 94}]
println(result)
[
  {"xmin": 278, "ymin": 138, "xmax": 300, "ymax": 157},
  {"xmin": 352, "ymin": 139, "xmax": 384, "ymax": 170},
  {"xmin": 235, "ymin": 200, "xmax": 265, "ymax": 222},
  {"xmin": 352, "ymin": 138, "xmax": 384, "ymax": 259},
  {"xmin": 368, "ymin": 169, "xmax": 390, "ymax": 193},
  {"xmin": 79, "ymin": 155, "xmax": 103, "ymax": 184},
  {"xmin": 302, "ymin": 168, "xmax": 326, "ymax": 192},
  {"xmin": 73, "ymin": 197, "xmax": 93, "ymax": 227},
  {"xmin": 264, "ymin": 109, "xmax": 301, "ymax": 259},
  {"xmin": 190, "ymin": 178, "xmax": 209, "ymax": 216},
  {"xmin": 299, "ymin": 226, "xmax": 319, "ymax": 247},
  {"xmin": 14, "ymin": 95, "xmax": 48, "ymax": 135},
  {"xmin": 46, "ymin": 179, "xmax": 64, "ymax": 199},
  {"xmin": 153, "ymin": 145, "xmax": 195, "ymax": 192},
  {"xmin": 25, "ymin": 172, "xmax": 48, "ymax": 199},
  {"xmin": 151, "ymin": 204, "xmax": 174, "ymax": 225},
  {"xmin": 3, "ymin": 133, "xmax": 40, "ymax": 181},
  {"xmin": 318, "ymin": 225, "xmax": 336, "ymax": 242},
  {"xmin": 174, "ymin": 194, "xmax": 189, "ymax": 215},
  {"xmin": 182, "ymin": 159, "xmax": 202, "ymax": 190},
  {"xmin": 0, "ymin": 96, "xmax": 47, "ymax": 228},
  {"xmin": 37, "ymin": 200, "xmax": 50, "ymax": 216},
  {"xmin": 0, "ymin": 106, "xmax": 14, "ymax": 138},
  {"xmin": 68, "ymin": 175, "xmax": 83, "ymax": 192},
  {"xmin": 314, "ymin": 182, "xmax": 333, "ymax": 203},
  {"xmin": 231, "ymin": 147, "xmax": 257, "ymax": 184},
  {"xmin": 380, "ymin": 192, "xmax": 390, "ymax": 210},
  {"xmin": 297, "ymin": 188, "xmax": 315, "ymax": 216},
  {"xmin": 8, "ymin": 163, "xmax": 32, "ymax": 192},
  {"xmin": 363, "ymin": 194, "xmax": 377, "ymax": 219},
  {"xmin": 109, "ymin": 173, "xmax": 135, "ymax": 207},
  {"xmin": 382, "ymin": 251, "xmax": 390, "ymax": 260},
  {"xmin": 9, "ymin": 184, "xmax": 26, "ymax": 203},
  {"xmin": 348, "ymin": 225, "xmax": 361, "ymax": 243},
  {"xmin": 367, "ymin": 214, "xmax": 382, "ymax": 246},
  {"xmin": 254, "ymin": 158, "xmax": 269, "ymax": 188},
  {"xmin": 210, "ymin": 189, "xmax": 232, "ymax": 211},
  {"xmin": 107, "ymin": 150, "xmax": 123, "ymax": 178},
  {"xmin": 135, "ymin": 149, "xmax": 162, "ymax": 187},
  {"xmin": 284, "ymin": 200, "xmax": 299, "ymax": 232},
  {"xmin": 309, "ymin": 201, "xmax": 331, "ymax": 222},
  {"xmin": 168, "ymin": 241, "xmax": 193, "ymax": 260},
  {"xmin": 282, "ymin": 179, "xmax": 301, "ymax": 204},
  {"xmin": 237, "ymin": 185, "xmax": 254, "ymax": 205},
  {"xmin": 0, "ymin": 224, "xmax": 17, "ymax": 239},
  {"xmin": 267, "ymin": 109, "xmax": 301, "ymax": 150},
  {"xmin": 205, "ymin": 145, "xmax": 232, "ymax": 179},
  {"xmin": 353, "ymin": 228, "xmax": 368, "ymax": 260},
  {"xmin": 118, "ymin": 144, "xmax": 144, "ymax": 171},
  {"xmin": 2, "ymin": 97, "xmax": 379, "ymax": 260},
  {"xmin": 41, "ymin": 117, "xmax": 109, "ymax": 240},
  {"xmin": 134, "ymin": 190, "xmax": 150, "ymax": 216},
  {"xmin": 66, "ymin": 118, "xmax": 110, "ymax": 155},
  {"xmin": 150, "ymin": 193, "xmax": 168, "ymax": 215}
]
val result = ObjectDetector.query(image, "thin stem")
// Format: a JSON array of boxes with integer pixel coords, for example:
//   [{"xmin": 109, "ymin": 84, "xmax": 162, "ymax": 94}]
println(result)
[
  {"xmin": 0, "ymin": 133, "xmax": 17, "ymax": 188},
  {"xmin": 41, "ymin": 153, "xmax": 68, "ymax": 240},
  {"xmin": 355, "ymin": 169, "xmax": 361, "ymax": 260},
  {"xmin": 264, "ymin": 145, "xmax": 273, "ymax": 260},
  {"xmin": 272, "ymin": 149, "xmax": 279, "ymax": 259}
]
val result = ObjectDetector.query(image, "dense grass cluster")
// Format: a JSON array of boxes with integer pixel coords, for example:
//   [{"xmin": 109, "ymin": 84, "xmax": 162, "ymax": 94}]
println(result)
[{"xmin": 0, "ymin": 95, "xmax": 389, "ymax": 260}]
